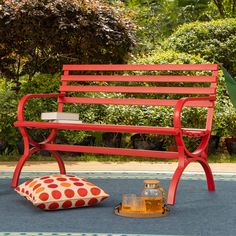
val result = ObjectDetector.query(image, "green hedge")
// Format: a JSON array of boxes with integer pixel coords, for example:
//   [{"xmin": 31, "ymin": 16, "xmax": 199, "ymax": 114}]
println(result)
[
  {"xmin": 163, "ymin": 19, "xmax": 236, "ymax": 76},
  {"xmin": 133, "ymin": 49, "xmax": 236, "ymax": 148},
  {"xmin": 135, "ymin": 49, "xmax": 208, "ymax": 64},
  {"xmin": 134, "ymin": 49, "xmax": 213, "ymax": 129},
  {"xmin": 0, "ymin": 49, "xmax": 235, "ymax": 155}
]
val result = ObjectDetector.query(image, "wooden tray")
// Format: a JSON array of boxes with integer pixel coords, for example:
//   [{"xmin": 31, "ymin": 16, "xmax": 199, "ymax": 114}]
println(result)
[{"xmin": 114, "ymin": 203, "xmax": 170, "ymax": 218}]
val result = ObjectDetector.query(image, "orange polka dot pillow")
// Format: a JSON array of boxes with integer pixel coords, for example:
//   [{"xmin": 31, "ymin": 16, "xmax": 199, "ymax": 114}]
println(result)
[{"xmin": 15, "ymin": 174, "xmax": 109, "ymax": 210}]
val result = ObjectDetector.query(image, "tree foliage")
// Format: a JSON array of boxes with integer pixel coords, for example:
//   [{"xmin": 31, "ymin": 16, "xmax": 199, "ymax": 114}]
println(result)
[
  {"xmin": 211, "ymin": 0, "xmax": 236, "ymax": 18},
  {"xmin": 0, "ymin": 0, "xmax": 135, "ymax": 91},
  {"xmin": 113, "ymin": 0, "xmax": 235, "ymax": 55},
  {"xmin": 110, "ymin": 0, "xmax": 211, "ymax": 54},
  {"xmin": 122, "ymin": 0, "xmax": 171, "ymax": 52}
]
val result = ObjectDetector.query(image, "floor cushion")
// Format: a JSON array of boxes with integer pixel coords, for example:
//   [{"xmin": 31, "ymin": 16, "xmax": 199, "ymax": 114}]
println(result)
[{"xmin": 15, "ymin": 174, "xmax": 109, "ymax": 210}]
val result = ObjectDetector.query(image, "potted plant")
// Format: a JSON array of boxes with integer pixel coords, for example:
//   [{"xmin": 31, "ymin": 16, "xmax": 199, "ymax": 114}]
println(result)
[{"xmin": 130, "ymin": 133, "xmax": 164, "ymax": 150}]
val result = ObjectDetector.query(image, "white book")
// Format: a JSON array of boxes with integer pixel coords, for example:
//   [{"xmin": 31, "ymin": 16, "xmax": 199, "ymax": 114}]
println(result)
[
  {"xmin": 51, "ymin": 119, "xmax": 82, "ymax": 124},
  {"xmin": 41, "ymin": 112, "xmax": 80, "ymax": 121}
]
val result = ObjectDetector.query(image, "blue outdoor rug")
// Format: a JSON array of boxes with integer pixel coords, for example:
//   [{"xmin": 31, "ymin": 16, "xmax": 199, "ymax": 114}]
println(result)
[{"xmin": 0, "ymin": 171, "xmax": 235, "ymax": 236}]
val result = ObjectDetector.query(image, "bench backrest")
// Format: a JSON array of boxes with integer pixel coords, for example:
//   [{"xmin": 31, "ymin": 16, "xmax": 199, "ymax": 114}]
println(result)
[{"xmin": 58, "ymin": 64, "xmax": 218, "ymax": 127}]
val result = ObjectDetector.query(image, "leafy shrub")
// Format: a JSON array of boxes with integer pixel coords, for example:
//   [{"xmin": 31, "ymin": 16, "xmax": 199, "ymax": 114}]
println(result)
[
  {"xmin": 17, "ymin": 73, "xmax": 111, "ymax": 146},
  {"xmin": 0, "ymin": 90, "xmax": 19, "ymax": 153},
  {"xmin": 135, "ymin": 48, "xmax": 208, "ymax": 65},
  {"xmin": 163, "ymin": 19, "xmax": 236, "ymax": 76},
  {"xmin": 0, "ymin": 74, "xmax": 62, "ymax": 154},
  {"xmin": 218, "ymin": 102, "xmax": 236, "ymax": 138},
  {"xmin": 213, "ymin": 72, "xmax": 236, "ymax": 138},
  {"xmin": 132, "ymin": 49, "xmax": 224, "ymax": 150},
  {"xmin": 19, "ymin": 73, "xmax": 61, "ymax": 95},
  {"xmin": 134, "ymin": 49, "xmax": 210, "ymax": 114},
  {"xmin": 19, "ymin": 73, "xmax": 60, "ymax": 122},
  {"xmin": 135, "ymin": 48, "xmax": 236, "ymax": 146}
]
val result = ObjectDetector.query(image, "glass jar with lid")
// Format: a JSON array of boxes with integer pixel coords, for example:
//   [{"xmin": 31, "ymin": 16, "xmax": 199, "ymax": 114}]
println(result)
[{"xmin": 141, "ymin": 180, "xmax": 166, "ymax": 212}]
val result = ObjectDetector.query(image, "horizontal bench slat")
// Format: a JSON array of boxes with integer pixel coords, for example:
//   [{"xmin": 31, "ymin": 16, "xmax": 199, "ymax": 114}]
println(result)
[
  {"xmin": 59, "ymin": 85, "xmax": 216, "ymax": 94},
  {"xmin": 60, "ymin": 97, "xmax": 214, "ymax": 107},
  {"xmin": 63, "ymin": 64, "xmax": 218, "ymax": 71},
  {"xmin": 42, "ymin": 144, "xmax": 179, "ymax": 159},
  {"xmin": 61, "ymin": 75, "xmax": 217, "ymax": 83},
  {"xmin": 14, "ymin": 121, "xmax": 178, "ymax": 135}
]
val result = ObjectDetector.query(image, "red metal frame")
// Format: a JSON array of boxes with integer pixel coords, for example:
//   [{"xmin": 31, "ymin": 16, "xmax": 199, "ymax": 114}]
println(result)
[{"xmin": 13, "ymin": 64, "xmax": 219, "ymax": 205}]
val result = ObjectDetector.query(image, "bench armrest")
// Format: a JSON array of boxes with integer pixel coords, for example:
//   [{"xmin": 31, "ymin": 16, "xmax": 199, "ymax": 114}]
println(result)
[
  {"xmin": 17, "ymin": 93, "xmax": 64, "ymax": 121},
  {"xmin": 173, "ymin": 96, "xmax": 215, "ymax": 131}
]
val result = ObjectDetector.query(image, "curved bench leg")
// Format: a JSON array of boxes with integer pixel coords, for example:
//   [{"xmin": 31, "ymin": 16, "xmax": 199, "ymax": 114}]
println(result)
[
  {"xmin": 167, "ymin": 164, "xmax": 186, "ymax": 205},
  {"xmin": 198, "ymin": 159, "xmax": 215, "ymax": 191},
  {"xmin": 11, "ymin": 147, "xmax": 38, "ymax": 188},
  {"xmin": 170, "ymin": 132, "xmax": 216, "ymax": 205},
  {"xmin": 51, "ymin": 151, "xmax": 66, "ymax": 174},
  {"xmin": 12, "ymin": 128, "xmax": 67, "ymax": 187},
  {"xmin": 167, "ymin": 158, "xmax": 215, "ymax": 205}
]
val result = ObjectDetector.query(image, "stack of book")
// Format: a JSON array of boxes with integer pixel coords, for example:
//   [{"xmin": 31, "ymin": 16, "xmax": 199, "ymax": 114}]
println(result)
[{"xmin": 41, "ymin": 112, "xmax": 82, "ymax": 124}]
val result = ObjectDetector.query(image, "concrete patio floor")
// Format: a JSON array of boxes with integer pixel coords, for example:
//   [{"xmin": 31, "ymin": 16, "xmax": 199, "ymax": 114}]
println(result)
[{"xmin": 0, "ymin": 161, "xmax": 236, "ymax": 174}]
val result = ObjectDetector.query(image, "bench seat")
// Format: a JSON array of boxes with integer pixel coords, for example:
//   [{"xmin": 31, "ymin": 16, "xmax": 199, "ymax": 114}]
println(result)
[
  {"xmin": 15, "ymin": 121, "xmax": 209, "ymax": 137},
  {"xmin": 14, "ymin": 121, "xmax": 178, "ymax": 135}
]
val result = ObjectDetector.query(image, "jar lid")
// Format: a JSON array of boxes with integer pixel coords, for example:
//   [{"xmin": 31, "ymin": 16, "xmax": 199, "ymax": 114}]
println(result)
[{"xmin": 144, "ymin": 179, "xmax": 160, "ymax": 186}]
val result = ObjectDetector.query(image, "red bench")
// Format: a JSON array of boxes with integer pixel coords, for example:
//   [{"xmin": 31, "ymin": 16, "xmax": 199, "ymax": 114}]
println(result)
[{"xmin": 13, "ymin": 64, "xmax": 219, "ymax": 205}]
